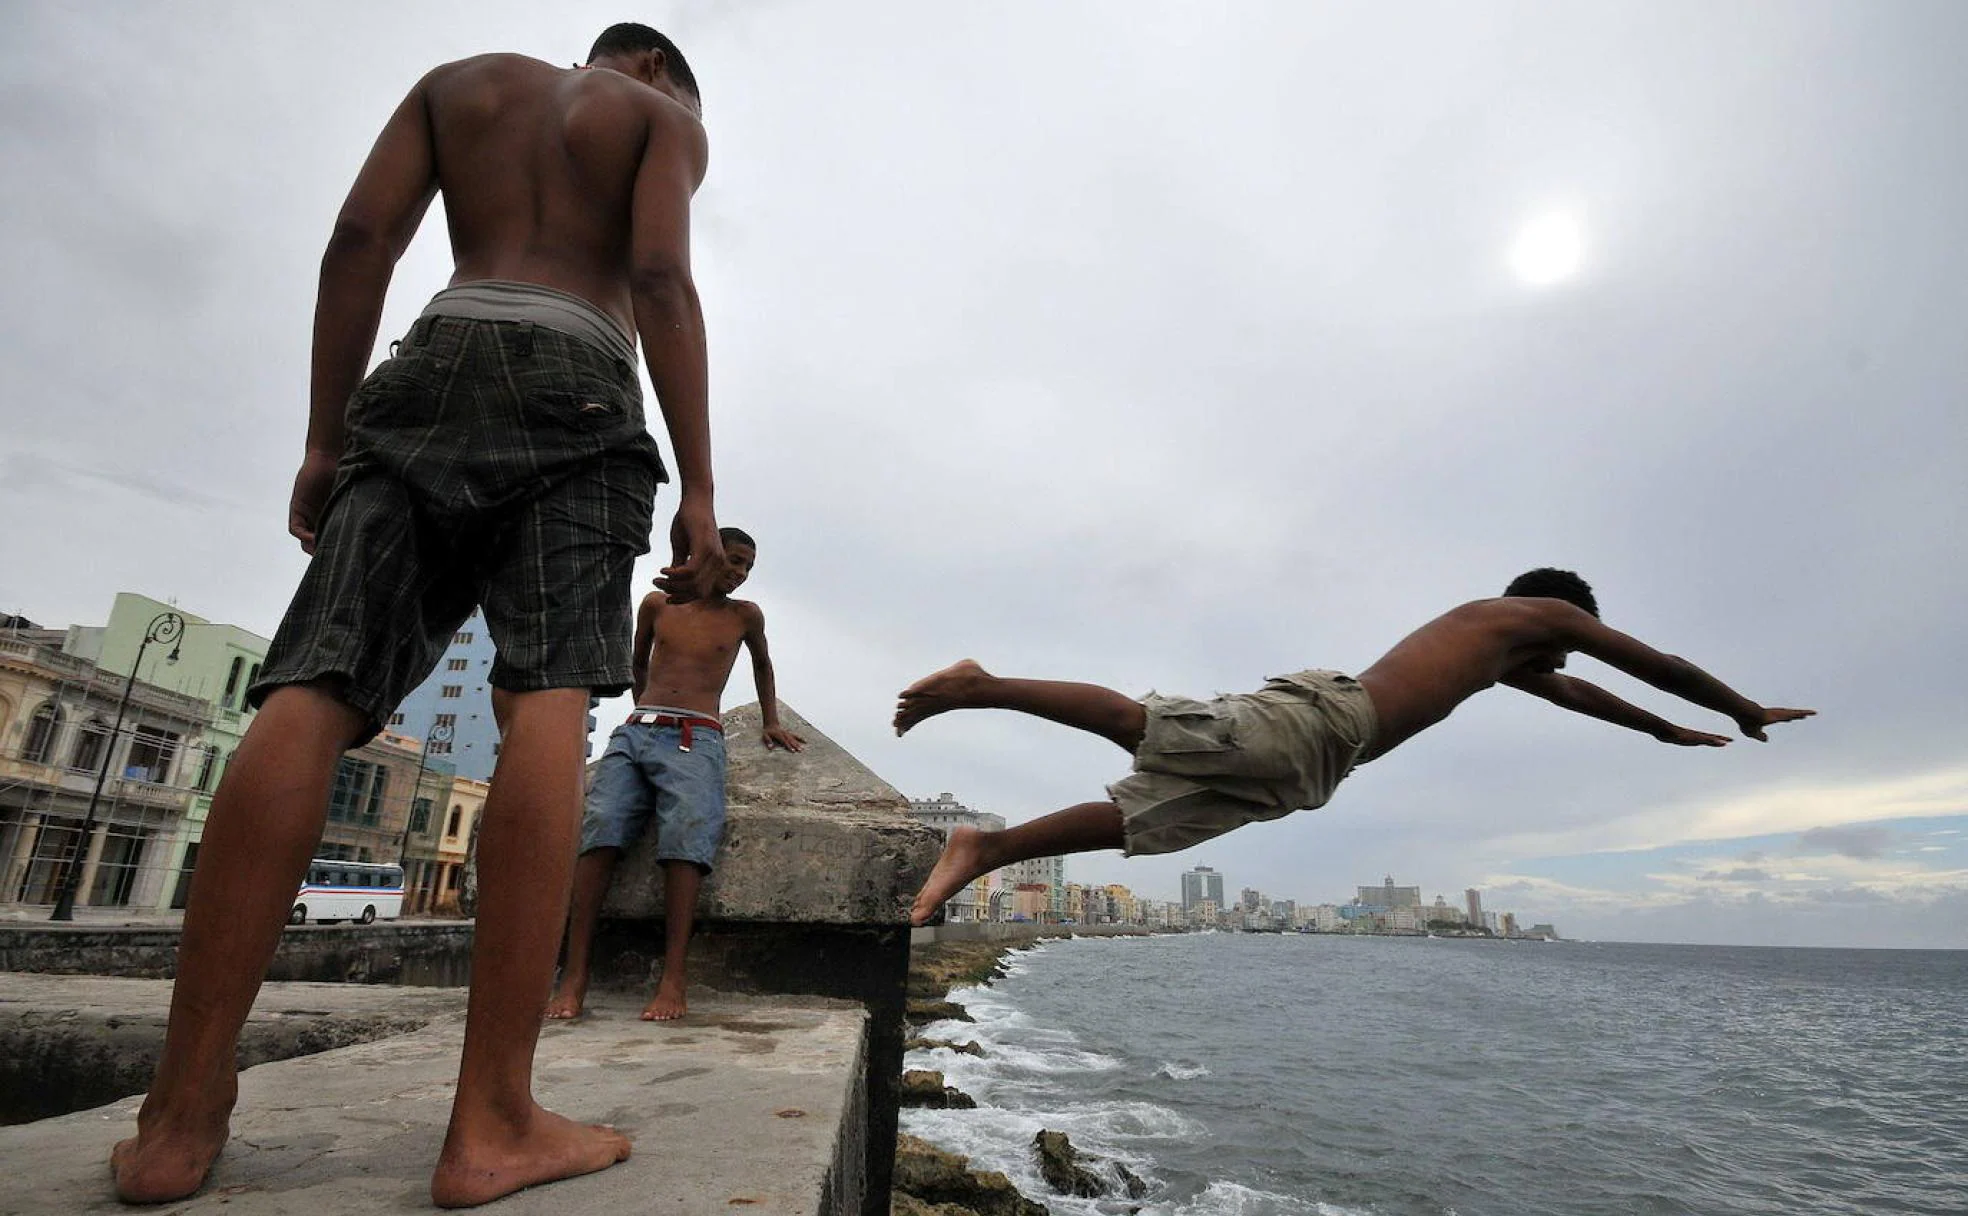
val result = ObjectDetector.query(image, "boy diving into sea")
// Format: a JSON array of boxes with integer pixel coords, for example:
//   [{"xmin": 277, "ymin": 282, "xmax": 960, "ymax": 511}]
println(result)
[{"xmin": 896, "ymin": 569, "xmax": 1813, "ymax": 926}]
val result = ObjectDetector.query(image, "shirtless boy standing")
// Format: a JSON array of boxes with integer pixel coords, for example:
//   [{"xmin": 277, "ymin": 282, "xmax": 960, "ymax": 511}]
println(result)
[
  {"xmin": 114, "ymin": 24, "xmax": 720, "ymax": 1208},
  {"xmin": 547, "ymin": 527, "xmax": 805, "ymax": 1023},
  {"xmin": 896, "ymin": 569, "xmax": 1814, "ymax": 925}
]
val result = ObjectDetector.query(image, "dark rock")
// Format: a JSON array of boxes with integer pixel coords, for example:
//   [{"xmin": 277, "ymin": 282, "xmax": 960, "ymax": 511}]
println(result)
[
  {"xmin": 900, "ymin": 1069, "xmax": 977, "ymax": 1109},
  {"xmin": 1116, "ymin": 1161, "xmax": 1149, "ymax": 1199},
  {"xmin": 893, "ymin": 1134, "xmax": 1049, "ymax": 1215},
  {"xmin": 1032, "ymin": 1129, "xmax": 1107, "ymax": 1198},
  {"xmin": 906, "ymin": 999, "xmax": 975, "ymax": 1025},
  {"xmin": 905, "ymin": 1037, "xmax": 987, "ymax": 1057}
]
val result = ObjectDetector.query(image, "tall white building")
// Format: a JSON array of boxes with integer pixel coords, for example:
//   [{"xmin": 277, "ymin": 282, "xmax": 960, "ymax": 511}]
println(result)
[
  {"xmin": 905, "ymin": 792, "xmax": 1005, "ymax": 922},
  {"xmin": 1465, "ymin": 887, "xmax": 1484, "ymax": 927},
  {"xmin": 1181, "ymin": 865, "xmax": 1226, "ymax": 912}
]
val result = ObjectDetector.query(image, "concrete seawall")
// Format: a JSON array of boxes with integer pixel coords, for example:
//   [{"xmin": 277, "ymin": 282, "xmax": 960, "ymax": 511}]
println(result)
[{"xmin": 0, "ymin": 701, "xmax": 943, "ymax": 1216}]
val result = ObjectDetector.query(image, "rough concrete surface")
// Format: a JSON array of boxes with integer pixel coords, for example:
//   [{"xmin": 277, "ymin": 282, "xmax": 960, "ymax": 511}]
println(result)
[
  {"xmin": 0, "ymin": 975, "xmax": 465, "ymax": 1125},
  {"xmin": 0, "ymin": 982, "xmax": 866, "ymax": 1215},
  {"xmin": 602, "ymin": 702, "xmax": 943, "ymax": 926}
]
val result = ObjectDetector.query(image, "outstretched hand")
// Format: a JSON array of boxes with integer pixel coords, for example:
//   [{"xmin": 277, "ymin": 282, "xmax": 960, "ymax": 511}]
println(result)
[
  {"xmin": 1659, "ymin": 724, "xmax": 1731, "ymax": 747},
  {"xmin": 655, "ymin": 498, "xmax": 723, "ymax": 603},
  {"xmin": 1737, "ymin": 706, "xmax": 1816, "ymax": 742},
  {"xmin": 763, "ymin": 726, "xmax": 807, "ymax": 752}
]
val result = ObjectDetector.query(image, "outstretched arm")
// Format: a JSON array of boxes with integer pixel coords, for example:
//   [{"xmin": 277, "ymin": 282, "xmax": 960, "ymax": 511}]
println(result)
[
  {"xmin": 742, "ymin": 604, "xmax": 804, "ymax": 752},
  {"xmin": 1503, "ymin": 672, "xmax": 1731, "ymax": 746},
  {"xmin": 1553, "ymin": 609, "xmax": 1816, "ymax": 741},
  {"xmin": 293, "ymin": 72, "xmax": 441, "ymax": 553}
]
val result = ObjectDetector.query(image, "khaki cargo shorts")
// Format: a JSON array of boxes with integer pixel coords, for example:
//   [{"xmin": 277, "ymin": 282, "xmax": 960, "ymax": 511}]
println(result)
[{"xmin": 1107, "ymin": 670, "xmax": 1378, "ymax": 856}]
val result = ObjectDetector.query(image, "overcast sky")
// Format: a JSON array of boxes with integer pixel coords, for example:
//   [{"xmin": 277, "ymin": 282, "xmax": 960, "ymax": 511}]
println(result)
[{"xmin": 3, "ymin": 1, "xmax": 1963, "ymax": 947}]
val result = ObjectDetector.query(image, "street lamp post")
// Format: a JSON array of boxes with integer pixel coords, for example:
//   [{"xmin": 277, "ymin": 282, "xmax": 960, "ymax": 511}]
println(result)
[
  {"xmin": 50, "ymin": 611, "xmax": 185, "ymax": 921},
  {"xmin": 397, "ymin": 721, "xmax": 455, "ymax": 908}
]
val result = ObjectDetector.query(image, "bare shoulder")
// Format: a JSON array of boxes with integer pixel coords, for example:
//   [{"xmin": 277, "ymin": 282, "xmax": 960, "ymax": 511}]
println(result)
[
  {"xmin": 638, "ymin": 589, "xmax": 670, "ymax": 613},
  {"xmin": 427, "ymin": 51, "xmax": 557, "ymax": 86}
]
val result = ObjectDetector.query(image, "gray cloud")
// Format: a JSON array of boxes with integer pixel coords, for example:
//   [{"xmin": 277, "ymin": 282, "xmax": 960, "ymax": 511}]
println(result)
[
  {"xmin": 1795, "ymin": 826, "xmax": 1894, "ymax": 861},
  {"xmin": 3, "ymin": 0, "xmax": 1965, "ymax": 946}
]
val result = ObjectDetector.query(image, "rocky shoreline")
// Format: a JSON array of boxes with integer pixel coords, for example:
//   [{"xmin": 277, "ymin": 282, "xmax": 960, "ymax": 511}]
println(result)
[{"xmin": 895, "ymin": 937, "xmax": 1148, "ymax": 1216}]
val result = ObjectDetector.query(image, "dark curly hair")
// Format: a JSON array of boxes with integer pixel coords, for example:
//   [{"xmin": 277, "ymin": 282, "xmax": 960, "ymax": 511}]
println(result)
[
  {"xmin": 718, "ymin": 527, "xmax": 757, "ymax": 550},
  {"xmin": 1503, "ymin": 568, "xmax": 1598, "ymax": 618},
  {"xmin": 588, "ymin": 23, "xmax": 700, "ymax": 104}
]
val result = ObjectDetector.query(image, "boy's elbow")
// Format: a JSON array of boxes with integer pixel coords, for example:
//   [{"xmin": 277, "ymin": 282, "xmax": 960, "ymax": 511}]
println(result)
[
  {"xmin": 323, "ymin": 216, "xmax": 398, "ymax": 268},
  {"xmin": 631, "ymin": 262, "xmax": 698, "ymax": 316}
]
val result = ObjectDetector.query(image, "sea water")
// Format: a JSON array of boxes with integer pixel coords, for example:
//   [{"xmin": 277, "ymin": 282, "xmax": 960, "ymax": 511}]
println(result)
[{"xmin": 902, "ymin": 933, "xmax": 1968, "ymax": 1215}]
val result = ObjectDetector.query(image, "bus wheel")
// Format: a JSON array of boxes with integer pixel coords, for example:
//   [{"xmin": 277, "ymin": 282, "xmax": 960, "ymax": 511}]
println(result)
[
  {"xmin": 289, "ymin": 905, "xmax": 307, "ymax": 925},
  {"xmin": 360, "ymin": 905, "xmax": 376, "ymax": 925}
]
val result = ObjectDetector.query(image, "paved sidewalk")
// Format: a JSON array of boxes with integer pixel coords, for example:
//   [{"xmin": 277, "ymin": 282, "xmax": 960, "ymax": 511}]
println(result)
[{"xmin": 0, "ymin": 980, "xmax": 865, "ymax": 1215}]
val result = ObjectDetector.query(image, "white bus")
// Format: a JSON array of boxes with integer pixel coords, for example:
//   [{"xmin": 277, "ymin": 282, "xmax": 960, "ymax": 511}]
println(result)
[{"xmin": 289, "ymin": 859, "xmax": 405, "ymax": 925}]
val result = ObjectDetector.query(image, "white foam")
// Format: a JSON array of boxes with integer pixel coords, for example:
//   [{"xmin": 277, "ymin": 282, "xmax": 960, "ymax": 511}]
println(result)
[
  {"xmin": 1140, "ymin": 1180, "xmax": 1375, "ymax": 1216},
  {"xmin": 1157, "ymin": 1060, "xmax": 1211, "ymax": 1080}
]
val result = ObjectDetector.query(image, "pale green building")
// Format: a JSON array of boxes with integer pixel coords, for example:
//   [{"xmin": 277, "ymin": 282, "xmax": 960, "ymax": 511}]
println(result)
[{"xmin": 63, "ymin": 592, "xmax": 270, "ymax": 908}]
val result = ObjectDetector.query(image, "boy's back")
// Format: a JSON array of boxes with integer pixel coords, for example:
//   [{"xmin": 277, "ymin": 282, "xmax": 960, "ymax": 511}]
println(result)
[
  {"xmin": 424, "ymin": 54, "xmax": 701, "ymax": 336},
  {"xmin": 1356, "ymin": 598, "xmax": 1582, "ymax": 756}
]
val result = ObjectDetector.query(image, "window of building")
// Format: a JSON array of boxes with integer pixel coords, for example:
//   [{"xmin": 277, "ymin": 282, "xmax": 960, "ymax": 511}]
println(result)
[
  {"xmin": 125, "ymin": 725, "xmax": 180, "ymax": 784},
  {"xmin": 446, "ymin": 658, "xmax": 469, "ymax": 672},
  {"xmin": 440, "ymin": 685, "xmax": 462, "ymax": 699},
  {"xmin": 434, "ymin": 713, "xmax": 457, "ymax": 729},
  {"xmin": 365, "ymin": 766, "xmax": 389, "ymax": 826},
  {"xmin": 244, "ymin": 664, "xmax": 262, "ymax": 698},
  {"xmin": 453, "ymin": 631, "xmax": 474, "ymax": 645},
  {"xmin": 70, "ymin": 717, "xmax": 112, "ymax": 773},
  {"xmin": 428, "ymin": 740, "xmax": 452, "ymax": 755},
  {"xmin": 445, "ymin": 804, "xmax": 463, "ymax": 838},
  {"xmin": 409, "ymin": 797, "xmax": 433, "ymax": 836},
  {"xmin": 222, "ymin": 656, "xmax": 245, "ymax": 707},
  {"xmin": 387, "ymin": 712, "xmax": 405, "ymax": 727},
  {"xmin": 22, "ymin": 702, "xmax": 61, "ymax": 764},
  {"xmin": 195, "ymin": 746, "xmax": 218, "ymax": 792}
]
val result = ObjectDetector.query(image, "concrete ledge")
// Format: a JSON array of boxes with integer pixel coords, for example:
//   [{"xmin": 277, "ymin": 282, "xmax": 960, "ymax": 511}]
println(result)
[
  {"xmin": 0, "ymin": 985, "xmax": 867, "ymax": 1215},
  {"xmin": 0, "ymin": 974, "xmax": 465, "ymax": 1125},
  {"xmin": 0, "ymin": 922, "xmax": 474, "ymax": 984}
]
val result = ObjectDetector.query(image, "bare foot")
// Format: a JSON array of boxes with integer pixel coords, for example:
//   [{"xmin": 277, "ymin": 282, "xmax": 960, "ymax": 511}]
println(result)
[
  {"xmin": 640, "ymin": 983, "xmax": 687, "ymax": 1021},
  {"xmin": 431, "ymin": 1104, "xmax": 632, "ymax": 1208},
  {"xmin": 544, "ymin": 973, "xmax": 587, "ymax": 1021},
  {"xmin": 911, "ymin": 826, "xmax": 992, "ymax": 926},
  {"xmin": 110, "ymin": 1104, "xmax": 232, "ymax": 1204},
  {"xmin": 894, "ymin": 659, "xmax": 993, "ymax": 736}
]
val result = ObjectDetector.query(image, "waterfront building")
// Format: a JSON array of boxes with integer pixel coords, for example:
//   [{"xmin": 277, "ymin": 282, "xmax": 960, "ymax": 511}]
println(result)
[
  {"xmin": 905, "ymin": 792, "xmax": 1007, "ymax": 923},
  {"xmin": 60, "ymin": 592, "xmax": 270, "ymax": 908},
  {"xmin": 401, "ymin": 767, "xmax": 491, "ymax": 916},
  {"xmin": 386, "ymin": 612, "xmax": 501, "ymax": 782},
  {"xmin": 1181, "ymin": 865, "xmax": 1226, "ymax": 913},
  {"xmin": 1001, "ymin": 853, "xmax": 1066, "ymax": 921},
  {"xmin": 1357, "ymin": 875, "xmax": 1421, "ymax": 908},
  {"xmin": 0, "ymin": 623, "xmax": 212, "ymax": 911},
  {"xmin": 1465, "ymin": 887, "xmax": 1484, "ymax": 928},
  {"xmin": 1501, "ymin": 912, "xmax": 1519, "ymax": 937},
  {"xmin": 318, "ymin": 732, "xmax": 432, "ymax": 865},
  {"xmin": 1428, "ymin": 894, "xmax": 1464, "ymax": 927}
]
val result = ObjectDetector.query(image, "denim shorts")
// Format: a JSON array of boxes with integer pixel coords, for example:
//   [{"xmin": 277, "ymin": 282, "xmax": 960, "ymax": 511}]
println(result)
[
  {"xmin": 250, "ymin": 314, "xmax": 667, "ymax": 742},
  {"xmin": 579, "ymin": 717, "xmax": 728, "ymax": 871}
]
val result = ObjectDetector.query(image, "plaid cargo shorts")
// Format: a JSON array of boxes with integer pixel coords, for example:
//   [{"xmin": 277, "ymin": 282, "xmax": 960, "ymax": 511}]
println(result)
[{"xmin": 250, "ymin": 314, "xmax": 667, "ymax": 742}]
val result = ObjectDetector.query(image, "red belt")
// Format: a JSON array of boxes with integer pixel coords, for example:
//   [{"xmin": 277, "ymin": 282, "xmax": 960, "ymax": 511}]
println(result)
[{"xmin": 626, "ymin": 710, "xmax": 722, "ymax": 752}]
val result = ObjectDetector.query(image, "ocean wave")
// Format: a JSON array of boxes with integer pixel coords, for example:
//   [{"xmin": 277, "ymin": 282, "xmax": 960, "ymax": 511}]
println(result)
[
  {"xmin": 1157, "ymin": 1060, "xmax": 1211, "ymax": 1080},
  {"xmin": 1139, "ymin": 1180, "xmax": 1374, "ymax": 1216}
]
